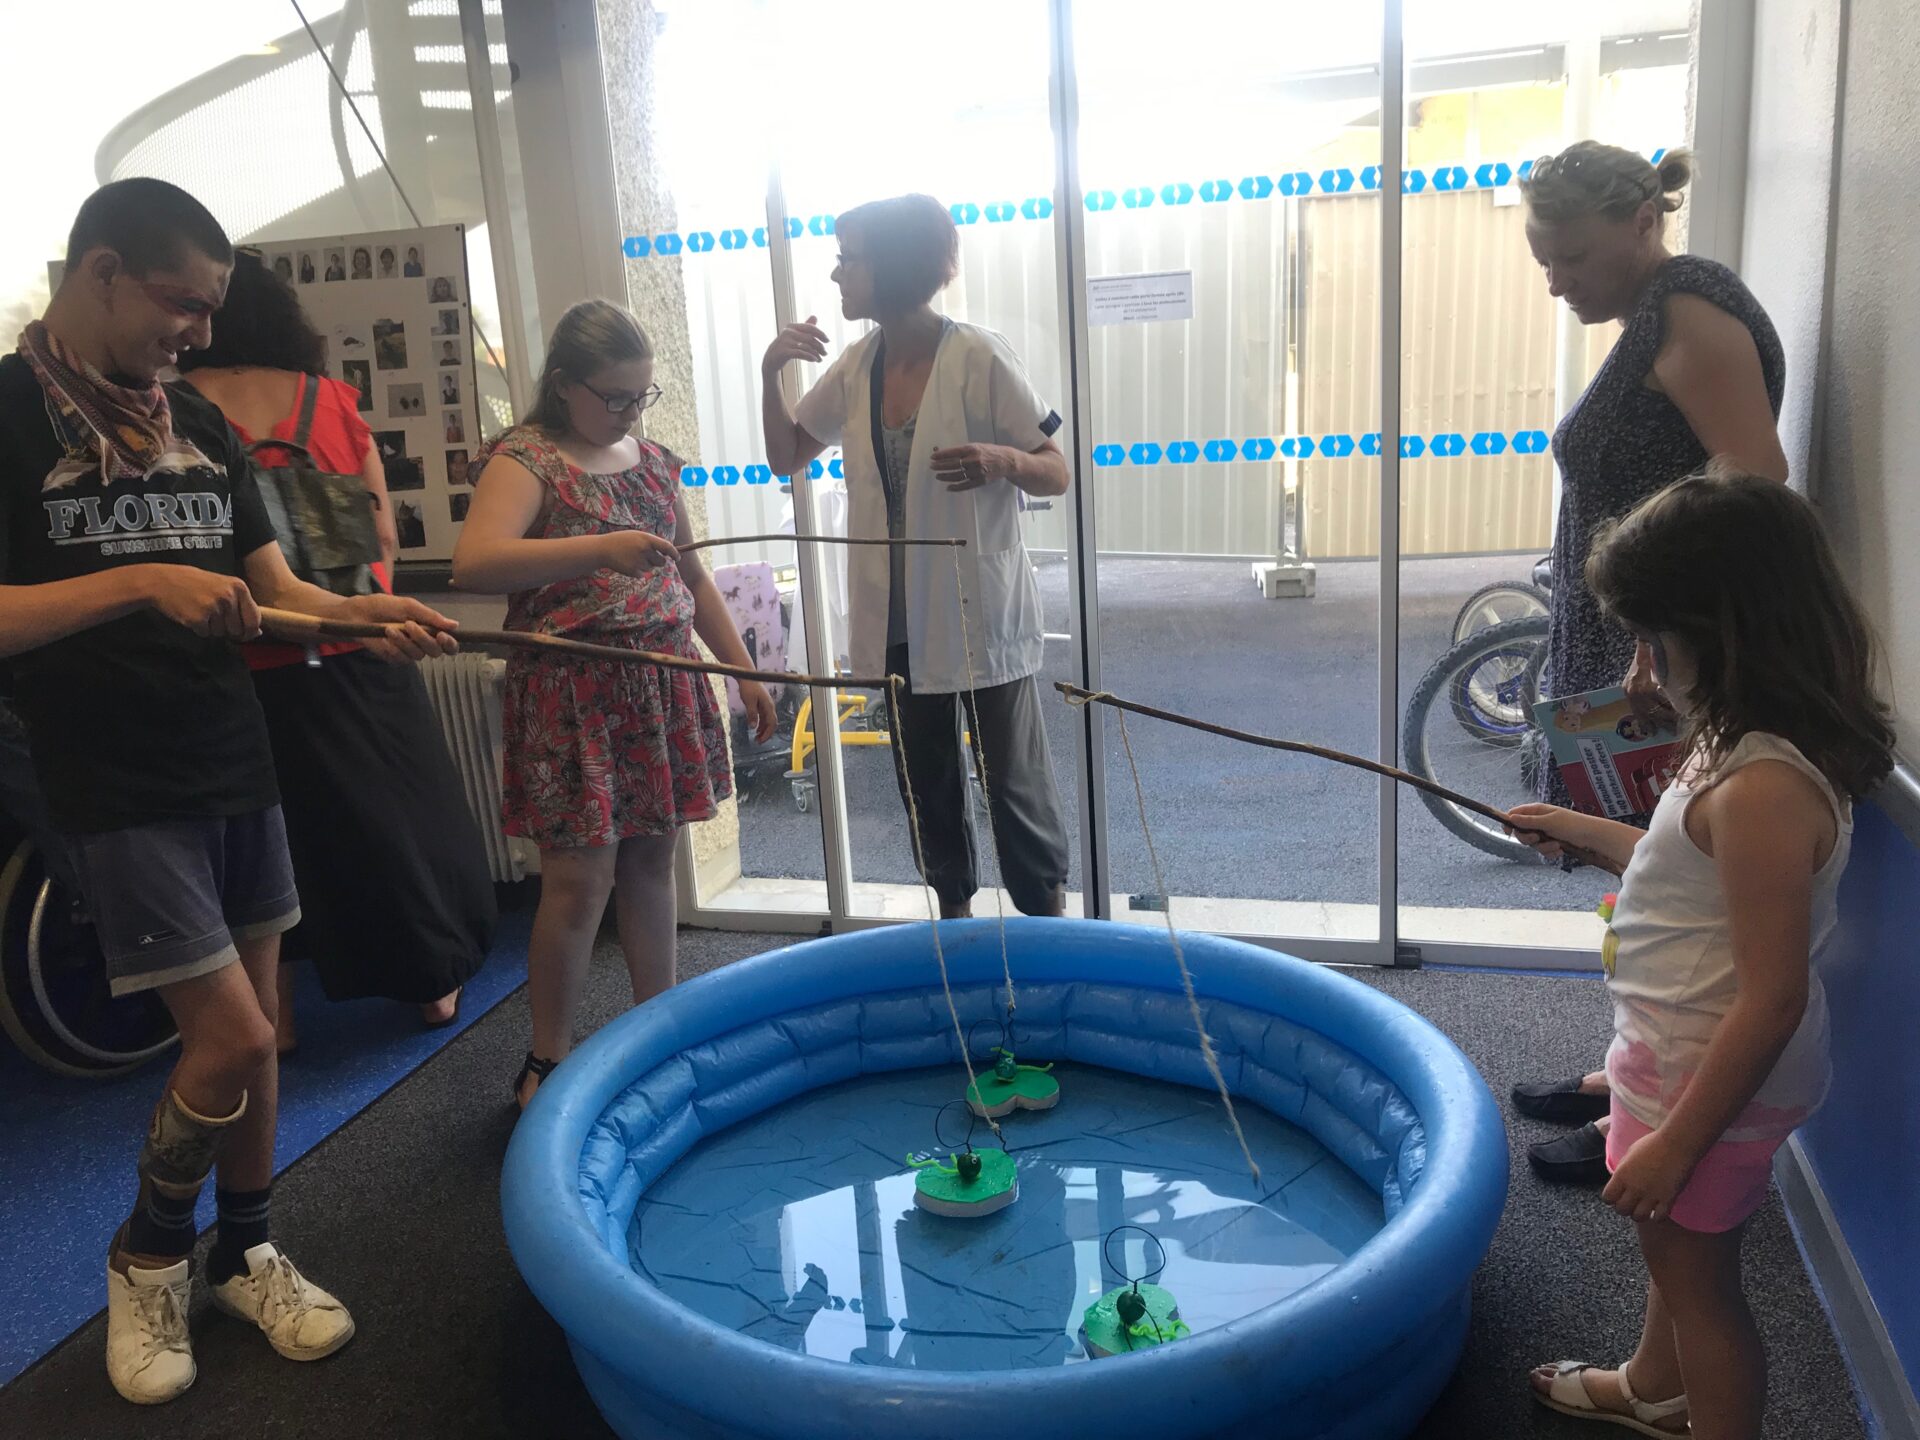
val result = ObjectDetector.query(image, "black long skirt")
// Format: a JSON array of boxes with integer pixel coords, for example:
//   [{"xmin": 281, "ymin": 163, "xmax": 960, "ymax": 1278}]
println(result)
[{"xmin": 251, "ymin": 650, "xmax": 496, "ymax": 1003}]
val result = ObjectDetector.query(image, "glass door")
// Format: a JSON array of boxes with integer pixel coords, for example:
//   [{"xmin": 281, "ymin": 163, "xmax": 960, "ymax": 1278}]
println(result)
[
  {"xmin": 578, "ymin": 0, "xmax": 1723, "ymax": 957},
  {"xmin": 1067, "ymin": 0, "xmax": 1389, "ymax": 958},
  {"xmin": 1393, "ymin": 0, "xmax": 1694, "ymax": 965},
  {"xmin": 627, "ymin": 0, "xmax": 836, "ymax": 922}
]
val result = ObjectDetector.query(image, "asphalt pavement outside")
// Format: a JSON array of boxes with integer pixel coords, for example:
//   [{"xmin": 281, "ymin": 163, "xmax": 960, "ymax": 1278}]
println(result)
[{"xmin": 735, "ymin": 554, "xmax": 1602, "ymax": 917}]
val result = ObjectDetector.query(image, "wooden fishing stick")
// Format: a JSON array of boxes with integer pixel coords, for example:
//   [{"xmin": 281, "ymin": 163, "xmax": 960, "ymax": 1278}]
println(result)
[
  {"xmin": 675, "ymin": 534, "xmax": 965, "ymax": 557},
  {"xmin": 1056, "ymin": 682, "xmax": 1622, "ymax": 875},
  {"xmin": 258, "ymin": 608, "xmax": 895, "ymax": 690}
]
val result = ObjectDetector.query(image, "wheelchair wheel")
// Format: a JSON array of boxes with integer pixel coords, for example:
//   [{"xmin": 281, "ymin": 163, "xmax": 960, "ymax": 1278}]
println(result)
[
  {"xmin": 1450, "ymin": 581, "xmax": 1550, "ymax": 644},
  {"xmin": 0, "ymin": 839, "xmax": 178, "ymax": 1078},
  {"xmin": 1402, "ymin": 617, "xmax": 1550, "ymax": 862}
]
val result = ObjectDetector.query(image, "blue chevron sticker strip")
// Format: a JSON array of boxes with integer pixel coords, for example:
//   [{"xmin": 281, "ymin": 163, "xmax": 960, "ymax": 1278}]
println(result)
[
  {"xmin": 684, "ymin": 430, "xmax": 1553, "ymax": 483},
  {"xmin": 617, "ymin": 151, "xmax": 1668, "ymax": 259}
]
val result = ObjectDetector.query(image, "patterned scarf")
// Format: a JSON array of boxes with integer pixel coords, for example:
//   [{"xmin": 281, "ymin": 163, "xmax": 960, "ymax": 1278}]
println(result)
[{"xmin": 16, "ymin": 320, "xmax": 174, "ymax": 484}]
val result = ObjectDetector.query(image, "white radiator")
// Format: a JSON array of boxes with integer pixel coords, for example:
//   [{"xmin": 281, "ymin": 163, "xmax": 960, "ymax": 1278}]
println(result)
[{"xmin": 419, "ymin": 654, "xmax": 533, "ymax": 883}]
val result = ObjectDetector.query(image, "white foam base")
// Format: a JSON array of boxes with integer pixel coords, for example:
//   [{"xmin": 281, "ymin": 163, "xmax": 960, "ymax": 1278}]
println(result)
[
  {"xmin": 968, "ymin": 1087, "xmax": 1060, "ymax": 1119},
  {"xmin": 911, "ymin": 1181, "xmax": 1019, "ymax": 1218}
]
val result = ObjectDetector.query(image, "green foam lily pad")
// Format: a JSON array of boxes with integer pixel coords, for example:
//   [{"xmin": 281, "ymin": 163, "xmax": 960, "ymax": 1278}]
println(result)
[
  {"xmin": 966, "ymin": 1067, "xmax": 1060, "ymax": 1118},
  {"xmin": 911, "ymin": 1148, "xmax": 1018, "ymax": 1217},
  {"xmin": 1082, "ymin": 1283, "xmax": 1189, "ymax": 1358}
]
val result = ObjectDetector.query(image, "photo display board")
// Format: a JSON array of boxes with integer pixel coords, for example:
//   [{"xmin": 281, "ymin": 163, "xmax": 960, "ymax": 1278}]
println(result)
[{"xmin": 256, "ymin": 223, "xmax": 480, "ymax": 563}]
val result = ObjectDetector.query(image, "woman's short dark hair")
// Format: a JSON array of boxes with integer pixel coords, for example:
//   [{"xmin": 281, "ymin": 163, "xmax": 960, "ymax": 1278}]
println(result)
[
  {"xmin": 1586, "ymin": 464, "xmax": 1895, "ymax": 800},
  {"xmin": 176, "ymin": 251, "xmax": 328, "ymax": 376},
  {"xmin": 835, "ymin": 194, "xmax": 959, "ymax": 311}
]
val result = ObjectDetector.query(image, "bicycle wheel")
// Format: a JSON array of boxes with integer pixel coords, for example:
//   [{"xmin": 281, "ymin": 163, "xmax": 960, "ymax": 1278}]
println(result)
[
  {"xmin": 1403, "ymin": 616, "xmax": 1549, "ymax": 862},
  {"xmin": 1450, "ymin": 581, "xmax": 1550, "ymax": 644},
  {"xmin": 0, "ymin": 839, "xmax": 178, "ymax": 1077}
]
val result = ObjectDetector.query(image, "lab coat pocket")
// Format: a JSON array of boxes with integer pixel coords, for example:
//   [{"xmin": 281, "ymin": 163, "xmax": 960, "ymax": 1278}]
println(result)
[{"xmin": 970, "ymin": 544, "xmax": 1044, "ymax": 683}]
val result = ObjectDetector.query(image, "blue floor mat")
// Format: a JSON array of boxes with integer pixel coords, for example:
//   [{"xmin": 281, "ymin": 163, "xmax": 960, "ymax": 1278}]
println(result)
[{"xmin": 0, "ymin": 907, "xmax": 531, "ymax": 1385}]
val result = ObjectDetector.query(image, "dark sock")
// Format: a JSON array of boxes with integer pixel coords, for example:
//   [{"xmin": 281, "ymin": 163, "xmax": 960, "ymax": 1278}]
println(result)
[
  {"xmin": 207, "ymin": 1186, "xmax": 273, "ymax": 1285},
  {"xmin": 124, "ymin": 1178, "xmax": 202, "ymax": 1261}
]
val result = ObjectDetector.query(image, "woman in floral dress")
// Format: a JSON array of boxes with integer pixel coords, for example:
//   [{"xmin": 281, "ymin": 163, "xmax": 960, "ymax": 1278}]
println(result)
[{"xmin": 454, "ymin": 301, "xmax": 776, "ymax": 1108}]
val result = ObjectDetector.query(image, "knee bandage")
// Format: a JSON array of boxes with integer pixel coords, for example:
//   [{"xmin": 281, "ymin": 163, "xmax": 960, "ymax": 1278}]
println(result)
[{"xmin": 138, "ymin": 1088, "xmax": 247, "ymax": 1198}]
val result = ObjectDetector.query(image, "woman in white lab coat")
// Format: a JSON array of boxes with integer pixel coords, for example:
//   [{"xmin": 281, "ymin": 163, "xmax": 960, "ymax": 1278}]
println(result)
[{"xmin": 762, "ymin": 193, "xmax": 1071, "ymax": 917}]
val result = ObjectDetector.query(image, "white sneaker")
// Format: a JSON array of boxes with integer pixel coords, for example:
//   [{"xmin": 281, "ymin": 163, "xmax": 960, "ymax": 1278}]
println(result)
[
  {"xmin": 209, "ymin": 1243, "xmax": 355, "ymax": 1361},
  {"xmin": 106, "ymin": 1252, "xmax": 195, "ymax": 1404}
]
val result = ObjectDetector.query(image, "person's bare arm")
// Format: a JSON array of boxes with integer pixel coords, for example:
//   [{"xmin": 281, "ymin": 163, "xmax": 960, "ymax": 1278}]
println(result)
[
  {"xmin": 1505, "ymin": 803, "xmax": 1645, "ymax": 875},
  {"xmin": 928, "ymin": 438, "xmax": 1069, "ymax": 498},
  {"xmin": 0, "ymin": 566, "xmax": 260, "ymax": 656},
  {"xmin": 450, "ymin": 453, "xmax": 675, "ymax": 593},
  {"xmin": 241, "ymin": 543, "xmax": 456, "ymax": 662},
  {"xmin": 1652, "ymin": 293, "xmax": 1789, "ymax": 481},
  {"xmin": 1624, "ymin": 637, "xmax": 1680, "ymax": 728},
  {"xmin": 761, "ymin": 316, "xmax": 833, "ymax": 478}
]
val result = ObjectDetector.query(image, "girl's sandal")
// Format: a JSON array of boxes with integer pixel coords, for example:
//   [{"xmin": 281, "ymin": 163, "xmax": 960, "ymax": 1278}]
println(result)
[
  {"xmin": 1533, "ymin": 1361, "xmax": 1690, "ymax": 1436},
  {"xmin": 514, "ymin": 1052, "xmax": 559, "ymax": 1110}
]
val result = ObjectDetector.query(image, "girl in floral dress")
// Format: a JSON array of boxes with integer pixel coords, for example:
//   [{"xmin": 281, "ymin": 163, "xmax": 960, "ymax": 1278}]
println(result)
[{"xmin": 454, "ymin": 301, "xmax": 776, "ymax": 1107}]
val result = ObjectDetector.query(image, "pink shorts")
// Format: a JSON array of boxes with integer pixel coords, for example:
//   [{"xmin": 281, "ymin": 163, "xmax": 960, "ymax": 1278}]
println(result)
[{"xmin": 1606, "ymin": 1101, "xmax": 1785, "ymax": 1233}]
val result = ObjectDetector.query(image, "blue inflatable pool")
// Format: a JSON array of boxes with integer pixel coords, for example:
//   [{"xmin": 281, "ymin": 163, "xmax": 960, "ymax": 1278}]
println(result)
[{"xmin": 502, "ymin": 920, "xmax": 1507, "ymax": 1440}]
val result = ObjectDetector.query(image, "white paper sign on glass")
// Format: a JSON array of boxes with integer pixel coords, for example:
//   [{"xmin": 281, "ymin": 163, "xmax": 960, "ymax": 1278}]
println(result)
[{"xmin": 1086, "ymin": 270, "xmax": 1194, "ymax": 326}]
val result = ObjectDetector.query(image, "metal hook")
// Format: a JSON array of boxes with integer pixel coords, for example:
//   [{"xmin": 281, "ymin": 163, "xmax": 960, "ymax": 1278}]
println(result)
[
  {"xmin": 1103, "ymin": 1225, "xmax": 1170, "ymax": 1294},
  {"xmin": 966, "ymin": 1015, "xmax": 1010, "ymax": 1063},
  {"xmin": 931, "ymin": 1099, "xmax": 979, "ymax": 1156}
]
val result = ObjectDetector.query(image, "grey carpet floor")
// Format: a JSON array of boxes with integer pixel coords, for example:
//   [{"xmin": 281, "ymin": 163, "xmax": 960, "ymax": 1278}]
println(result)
[{"xmin": 0, "ymin": 930, "xmax": 1866, "ymax": 1440}]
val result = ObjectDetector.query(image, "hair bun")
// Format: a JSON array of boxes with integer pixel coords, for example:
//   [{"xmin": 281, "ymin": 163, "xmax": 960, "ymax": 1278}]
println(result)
[{"xmin": 1655, "ymin": 148, "xmax": 1695, "ymax": 201}]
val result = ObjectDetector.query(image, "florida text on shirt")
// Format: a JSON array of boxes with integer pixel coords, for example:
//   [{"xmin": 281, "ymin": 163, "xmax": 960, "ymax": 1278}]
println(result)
[{"xmin": 39, "ymin": 445, "xmax": 233, "ymax": 557}]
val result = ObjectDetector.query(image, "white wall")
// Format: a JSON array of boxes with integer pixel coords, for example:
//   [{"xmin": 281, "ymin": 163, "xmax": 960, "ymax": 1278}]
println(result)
[
  {"xmin": 1739, "ymin": 0, "xmax": 1843, "ymax": 491},
  {"xmin": 1813, "ymin": 0, "xmax": 1920, "ymax": 763}
]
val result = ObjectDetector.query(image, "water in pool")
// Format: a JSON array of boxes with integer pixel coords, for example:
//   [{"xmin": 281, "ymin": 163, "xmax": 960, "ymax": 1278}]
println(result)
[{"xmin": 626, "ymin": 1063, "xmax": 1384, "ymax": 1370}]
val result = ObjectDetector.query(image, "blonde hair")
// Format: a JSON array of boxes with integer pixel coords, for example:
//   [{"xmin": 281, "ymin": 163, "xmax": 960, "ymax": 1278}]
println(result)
[
  {"xmin": 528, "ymin": 299, "xmax": 654, "ymax": 434},
  {"xmin": 1520, "ymin": 142, "xmax": 1694, "ymax": 227}
]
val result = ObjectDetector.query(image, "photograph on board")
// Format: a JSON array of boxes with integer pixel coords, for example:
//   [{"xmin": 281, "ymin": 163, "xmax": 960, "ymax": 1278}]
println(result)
[
  {"xmin": 438, "ymin": 339, "xmax": 460, "ymax": 368},
  {"xmin": 324, "ymin": 248, "xmax": 346, "ymax": 282},
  {"xmin": 438, "ymin": 371, "xmax": 460, "ymax": 406},
  {"xmin": 350, "ymin": 246, "xmax": 373, "ymax": 280},
  {"xmin": 429, "ymin": 275, "xmax": 457, "ymax": 303},
  {"xmin": 374, "ymin": 430, "xmax": 425, "ymax": 492},
  {"xmin": 446, "ymin": 448, "xmax": 471, "ymax": 486},
  {"xmin": 403, "ymin": 246, "xmax": 424, "ymax": 278},
  {"xmin": 433, "ymin": 308, "xmax": 460, "ymax": 336},
  {"xmin": 396, "ymin": 500, "xmax": 426, "ymax": 550},
  {"xmin": 271, "ymin": 253, "xmax": 294, "ymax": 283},
  {"xmin": 297, "ymin": 252, "xmax": 316, "ymax": 284},
  {"xmin": 373, "ymin": 318, "xmax": 408, "ymax": 371},
  {"xmin": 387, "ymin": 382, "xmax": 425, "ymax": 418},
  {"xmin": 378, "ymin": 245, "xmax": 397, "ymax": 279},
  {"xmin": 448, "ymin": 492, "xmax": 471, "ymax": 524},
  {"xmin": 341, "ymin": 360, "xmax": 373, "ymax": 413},
  {"xmin": 443, "ymin": 410, "xmax": 465, "ymax": 445}
]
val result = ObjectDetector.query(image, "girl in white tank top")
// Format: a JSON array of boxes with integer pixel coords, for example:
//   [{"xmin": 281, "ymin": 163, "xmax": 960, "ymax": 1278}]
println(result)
[{"xmin": 1509, "ymin": 467, "xmax": 1894, "ymax": 1440}]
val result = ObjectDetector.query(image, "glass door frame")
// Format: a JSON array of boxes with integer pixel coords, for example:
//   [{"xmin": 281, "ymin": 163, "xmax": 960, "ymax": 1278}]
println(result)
[{"xmin": 509, "ymin": 0, "xmax": 1743, "ymax": 970}]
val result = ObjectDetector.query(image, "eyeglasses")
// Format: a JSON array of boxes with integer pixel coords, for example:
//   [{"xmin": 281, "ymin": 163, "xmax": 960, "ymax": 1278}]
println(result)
[
  {"xmin": 135, "ymin": 279, "xmax": 222, "ymax": 320},
  {"xmin": 576, "ymin": 378, "xmax": 663, "ymax": 414}
]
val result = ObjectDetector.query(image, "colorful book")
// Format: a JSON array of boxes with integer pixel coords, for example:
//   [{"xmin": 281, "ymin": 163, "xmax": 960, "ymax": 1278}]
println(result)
[{"xmin": 1532, "ymin": 686, "xmax": 1682, "ymax": 817}]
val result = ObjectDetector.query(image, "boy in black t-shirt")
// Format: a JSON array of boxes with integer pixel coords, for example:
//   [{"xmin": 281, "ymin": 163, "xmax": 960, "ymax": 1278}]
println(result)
[{"xmin": 0, "ymin": 179, "xmax": 460, "ymax": 1406}]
